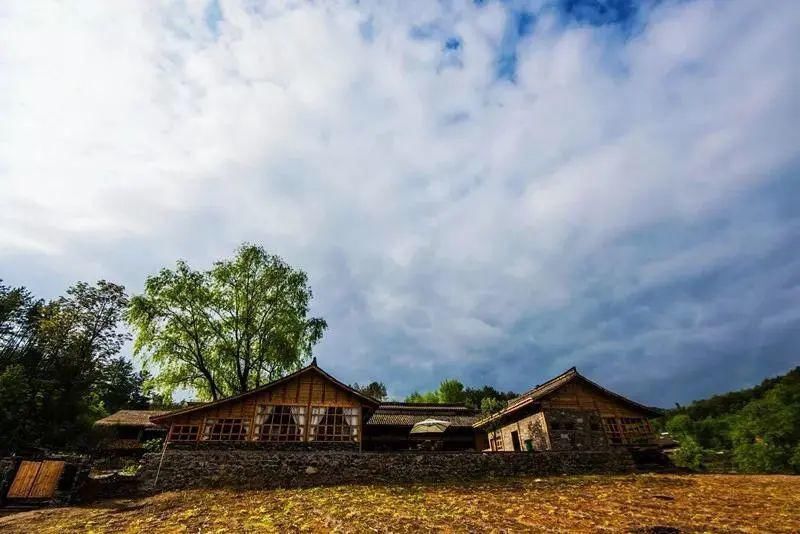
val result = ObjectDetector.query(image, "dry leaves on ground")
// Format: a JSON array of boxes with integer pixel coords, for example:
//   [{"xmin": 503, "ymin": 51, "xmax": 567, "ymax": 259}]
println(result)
[{"xmin": 1, "ymin": 474, "xmax": 797, "ymax": 533}]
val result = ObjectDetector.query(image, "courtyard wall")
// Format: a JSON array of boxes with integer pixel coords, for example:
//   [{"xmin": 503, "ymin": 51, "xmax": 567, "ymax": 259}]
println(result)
[{"xmin": 138, "ymin": 448, "xmax": 635, "ymax": 491}]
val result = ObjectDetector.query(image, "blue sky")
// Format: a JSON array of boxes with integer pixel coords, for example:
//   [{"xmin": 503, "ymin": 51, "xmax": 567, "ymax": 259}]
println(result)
[{"xmin": 1, "ymin": 0, "xmax": 798, "ymax": 406}]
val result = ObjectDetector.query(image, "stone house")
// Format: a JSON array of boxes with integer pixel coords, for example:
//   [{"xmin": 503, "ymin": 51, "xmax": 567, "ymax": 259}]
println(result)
[{"xmin": 473, "ymin": 367, "xmax": 661, "ymax": 452}]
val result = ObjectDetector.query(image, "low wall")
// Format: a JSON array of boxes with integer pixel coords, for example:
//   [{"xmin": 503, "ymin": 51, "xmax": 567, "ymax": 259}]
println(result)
[
  {"xmin": 138, "ymin": 449, "xmax": 635, "ymax": 491},
  {"xmin": 0, "ymin": 457, "xmax": 17, "ymax": 503}
]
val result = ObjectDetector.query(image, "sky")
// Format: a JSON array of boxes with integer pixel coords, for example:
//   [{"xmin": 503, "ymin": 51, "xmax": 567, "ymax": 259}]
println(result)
[{"xmin": 1, "ymin": 0, "xmax": 799, "ymax": 407}]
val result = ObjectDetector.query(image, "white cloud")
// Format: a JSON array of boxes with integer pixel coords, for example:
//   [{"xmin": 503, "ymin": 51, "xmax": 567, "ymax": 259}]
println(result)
[{"xmin": 1, "ymin": 0, "xmax": 798, "ymax": 403}]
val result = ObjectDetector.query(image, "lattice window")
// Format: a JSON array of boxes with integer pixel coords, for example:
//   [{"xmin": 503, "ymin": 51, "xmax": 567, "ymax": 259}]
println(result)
[
  {"xmin": 620, "ymin": 417, "xmax": 651, "ymax": 442},
  {"xmin": 202, "ymin": 418, "xmax": 250, "ymax": 441},
  {"xmin": 602, "ymin": 417, "xmax": 624, "ymax": 444},
  {"xmin": 253, "ymin": 405, "xmax": 306, "ymax": 441},
  {"xmin": 492, "ymin": 432, "xmax": 505, "ymax": 451},
  {"xmin": 169, "ymin": 424, "xmax": 199, "ymax": 441},
  {"xmin": 309, "ymin": 407, "xmax": 360, "ymax": 442}
]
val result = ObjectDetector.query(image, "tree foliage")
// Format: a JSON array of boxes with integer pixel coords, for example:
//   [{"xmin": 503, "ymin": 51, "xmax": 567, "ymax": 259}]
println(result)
[
  {"xmin": 659, "ymin": 367, "xmax": 800, "ymax": 473},
  {"xmin": 127, "ymin": 244, "xmax": 327, "ymax": 399},
  {"xmin": 405, "ymin": 379, "xmax": 516, "ymax": 408},
  {"xmin": 352, "ymin": 381, "xmax": 388, "ymax": 401},
  {"xmin": 0, "ymin": 279, "xmax": 142, "ymax": 452}
]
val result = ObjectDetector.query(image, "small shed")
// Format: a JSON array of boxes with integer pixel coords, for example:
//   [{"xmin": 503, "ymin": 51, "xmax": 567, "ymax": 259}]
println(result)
[{"xmin": 93, "ymin": 410, "xmax": 170, "ymax": 453}]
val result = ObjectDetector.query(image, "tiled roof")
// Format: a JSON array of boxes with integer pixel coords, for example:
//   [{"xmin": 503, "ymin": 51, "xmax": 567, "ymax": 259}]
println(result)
[
  {"xmin": 367, "ymin": 403, "xmax": 479, "ymax": 427},
  {"xmin": 473, "ymin": 367, "xmax": 662, "ymax": 428},
  {"xmin": 94, "ymin": 410, "xmax": 171, "ymax": 427}
]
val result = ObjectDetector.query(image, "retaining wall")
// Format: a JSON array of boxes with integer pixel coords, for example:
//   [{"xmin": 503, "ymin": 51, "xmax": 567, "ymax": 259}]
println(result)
[{"xmin": 138, "ymin": 448, "xmax": 635, "ymax": 491}]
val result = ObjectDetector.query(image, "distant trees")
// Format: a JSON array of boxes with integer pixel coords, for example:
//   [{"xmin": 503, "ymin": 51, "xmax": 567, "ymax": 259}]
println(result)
[
  {"xmin": 405, "ymin": 379, "xmax": 516, "ymax": 410},
  {"xmin": 0, "ymin": 279, "xmax": 145, "ymax": 452},
  {"xmin": 659, "ymin": 367, "xmax": 800, "ymax": 473},
  {"xmin": 352, "ymin": 381, "xmax": 388, "ymax": 401},
  {"xmin": 127, "ymin": 244, "xmax": 327, "ymax": 400}
]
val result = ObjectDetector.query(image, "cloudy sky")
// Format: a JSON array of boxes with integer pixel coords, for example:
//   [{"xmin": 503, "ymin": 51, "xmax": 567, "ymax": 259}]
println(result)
[{"xmin": 2, "ymin": 0, "xmax": 799, "ymax": 406}]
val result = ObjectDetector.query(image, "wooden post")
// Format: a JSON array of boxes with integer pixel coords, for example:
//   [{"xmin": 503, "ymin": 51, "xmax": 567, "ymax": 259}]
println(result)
[{"xmin": 152, "ymin": 438, "xmax": 170, "ymax": 488}]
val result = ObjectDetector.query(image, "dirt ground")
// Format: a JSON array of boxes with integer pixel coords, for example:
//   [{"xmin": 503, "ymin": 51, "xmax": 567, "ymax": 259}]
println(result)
[{"xmin": 0, "ymin": 474, "xmax": 797, "ymax": 533}]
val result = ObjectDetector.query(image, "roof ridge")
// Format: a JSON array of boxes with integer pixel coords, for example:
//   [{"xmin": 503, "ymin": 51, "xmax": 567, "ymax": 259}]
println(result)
[
  {"xmin": 505, "ymin": 366, "xmax": 579, "ymax": 407},
  {"xmin": 150, "ymin": 362, "xmax": 380, "ymax": 423}
]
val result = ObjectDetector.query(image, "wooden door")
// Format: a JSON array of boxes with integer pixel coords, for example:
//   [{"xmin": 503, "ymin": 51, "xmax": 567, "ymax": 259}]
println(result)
[
  {"xmin": 6, "ymin": 460, "xmax": 65, "ymax": 499},
  {"xmin": 510, "ymin": 430, "xmax": 522, "ymax": 452}
]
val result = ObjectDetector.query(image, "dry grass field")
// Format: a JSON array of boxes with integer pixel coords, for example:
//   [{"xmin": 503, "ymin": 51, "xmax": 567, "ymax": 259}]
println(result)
[{"xmin": 0, "ymin": 474, "xmax": 797, "ymax": 533}]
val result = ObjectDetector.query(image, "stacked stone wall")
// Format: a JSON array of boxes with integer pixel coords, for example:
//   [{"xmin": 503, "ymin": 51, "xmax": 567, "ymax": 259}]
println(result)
[{"xmin": 138, "ymin": 449, "xmax": 635, "ymax": 491}]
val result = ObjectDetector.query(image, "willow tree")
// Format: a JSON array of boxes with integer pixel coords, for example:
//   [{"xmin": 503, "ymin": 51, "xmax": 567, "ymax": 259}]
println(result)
[{"xmin": 127, "ymin": 245, "xmax": 327, "ymax": 400}]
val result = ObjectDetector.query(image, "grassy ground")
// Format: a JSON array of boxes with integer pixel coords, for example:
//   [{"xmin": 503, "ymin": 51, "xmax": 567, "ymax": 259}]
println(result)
[{"xmin": 0, "ymin": 474, "xmax": 797, "ymax": 533}]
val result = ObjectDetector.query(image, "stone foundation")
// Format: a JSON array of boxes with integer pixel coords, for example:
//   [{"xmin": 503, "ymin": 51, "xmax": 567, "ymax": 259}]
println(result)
[{"xmin": 138, "ymin": 449, "xmax": 635, "ymax": 491}]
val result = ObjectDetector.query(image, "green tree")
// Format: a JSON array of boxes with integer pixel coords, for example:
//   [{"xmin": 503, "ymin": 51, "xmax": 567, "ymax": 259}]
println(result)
[
  {"xmin": 405, "ymin": 390, "xmax": 440, "ymax": 403},
  {"xmin": 405, "ymin": 381, "xmax": 517, "ymax": 406},
  {"xmin": 438, "ymin": 379, "xmax": 466, "ymax": 404},
  {"xmin": 480, "ymin": 396, "xmax": 505, "ymax": 415},
  {"xmin": 658, "ymin": 367, "xmax": 800, "ymax": 474},
  {"xmin": 128, "ymin": 244, "xmax": 327, "ymax": 400},
  {"xmin": 0, "ymin": 280, "xmax": 129, "ymax": 452},
  {"xmin": 352, "ymin": 381, "xmax": 388, "ymax": 401},
  {"xmin": 730, "ymin": 383, "xmax": 800, "ymax": 473},
  {"xmin": 464, "ymin": 385, "xmax": 517, "ymax": 410},
  {"xmin": 98, "ymin": 356, "xmax": 151, "ymax": 413}
]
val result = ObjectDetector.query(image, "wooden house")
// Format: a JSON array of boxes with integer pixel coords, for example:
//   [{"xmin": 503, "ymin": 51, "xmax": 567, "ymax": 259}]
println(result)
[
  {"xmin": 150, "ymin": 359, "xmax": 381, "ymax": 448},
  {"xmin": 473, "ymin": 368, "xmax": 661, "ymax": 452}
]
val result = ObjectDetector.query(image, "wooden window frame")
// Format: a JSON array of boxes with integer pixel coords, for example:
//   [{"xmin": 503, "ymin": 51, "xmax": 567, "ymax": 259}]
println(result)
[
  {"xmin": 309, "ymin": 406, "xmax": 360, "ymax": 442},
  {"xmin": 620, "ymin": 417, "xmax": 651, "ymax": 443},
  {"xmin": 169, "ymin": 424, "xmax": 200, "ymax": 442},
  {"xmin": 201, "ymin": 417, "xmax": 250, "ymax": 441},
  {"xmin": 602, "ymin": 417, "xmax": 624, "ymax": 444},
  {"xmin": 253, "ymin": 404, "xmax": 307, "ymax": 442},
  {"xmin": 493, "ymin": 431, "xmax": 505, "ymax": 451}
]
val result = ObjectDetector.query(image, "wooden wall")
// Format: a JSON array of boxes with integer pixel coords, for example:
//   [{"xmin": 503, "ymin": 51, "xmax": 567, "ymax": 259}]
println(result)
[
  {"xmin": 489, "ymin": 412, "xmax": 549, "ymax": 452},
  {"xmin": 538, "ymin": 379, "xmax": 650, "ymax": 419},
  {"xmin": 165, "ymin": 370, "xmax": 366, "ymax": 441},
  {"xmin": 486, "ymin": 378, "xmax": 656, "ymax": 451}
]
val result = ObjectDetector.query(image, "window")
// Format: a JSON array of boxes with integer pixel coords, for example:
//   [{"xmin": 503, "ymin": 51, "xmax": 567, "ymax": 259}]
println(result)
[
  {"xmin": 169, "ymin": 424, "xmax": 199, "ymax": 442},
  {"xmin": 253, "ymin": 405, "xmax": 306, "ymax": 441},
  {"xmin": 603, "ymin": 417, "xmax": 624, "ymax": 444},
  {"xmin": 620, "ymin": 417, "xmax": 651, "ymax": 443},
  {"xmin": 309, "ymin": 407, "xmax": 360, "ymax": 442},
  {"xmin": 202, "ymin": 418, "xmax": 249, "ymax": 441},
  {"xmin": 492, "ymin": 432, "xmax": 504, "ymax": 451}
]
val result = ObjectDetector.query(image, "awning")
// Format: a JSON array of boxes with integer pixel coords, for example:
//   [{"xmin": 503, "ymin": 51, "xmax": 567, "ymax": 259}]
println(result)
[{"xmin": 410, "ymin": 419, "xmax": 452, "ymax": 435}]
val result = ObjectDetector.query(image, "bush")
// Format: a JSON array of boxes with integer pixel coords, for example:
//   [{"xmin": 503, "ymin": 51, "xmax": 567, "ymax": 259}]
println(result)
[
  {"xmin": 142, "ymin": 437, "xmax": 164, "ymax": 453},
  {"xmin": 672, "ymin": 436, "xmax": 704, "ymax": 471}
]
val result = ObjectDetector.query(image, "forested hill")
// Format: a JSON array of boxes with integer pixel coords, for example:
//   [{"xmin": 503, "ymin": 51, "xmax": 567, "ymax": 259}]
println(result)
[
  {"xmin": 658, "ymin": 366, "xmax": 800, "ymax": 473},
  {"xmin": 670, "ymin": 366, "xmax": 800, "ymax": 420}
]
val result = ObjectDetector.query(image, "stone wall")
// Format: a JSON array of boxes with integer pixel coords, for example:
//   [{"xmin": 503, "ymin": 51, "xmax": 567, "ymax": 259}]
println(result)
[
  {"xmin": 545, "ymin": 409, "xmax": 608, "ymax": 451},
  {"xmin": 0, "ymin": 457, "xmax": 18, "ymax": 503},
  {"xmin": 138, "ymin": 449, "xmax": 635, "ymax": 491}
]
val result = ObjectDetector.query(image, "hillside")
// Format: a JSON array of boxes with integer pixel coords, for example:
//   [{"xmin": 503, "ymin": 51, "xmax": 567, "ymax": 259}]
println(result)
[
  {"xmin": 657, "ymin": 366, "xmax": 800, "ymax": 473},
  {"xmin": 670, "ymin": 367, "xmax": 800, "ymax": 420}
]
